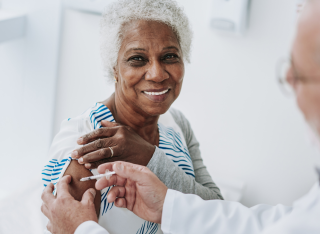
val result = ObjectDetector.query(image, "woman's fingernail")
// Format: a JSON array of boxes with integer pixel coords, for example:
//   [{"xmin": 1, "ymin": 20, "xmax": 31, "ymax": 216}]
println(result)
[
  {"xmin": 85, "ymin": 163, "xmax": 91, "ymax": 168},
  {"xmin": 77, "ymin": 137, "xmax": 83, "ymax": 144},
  {"xmin": 71, "ymin": 151, "xmax": 78, "ymax": 158},
  {"xmin": 78, "ymin": 158, "xmax": 83, "ymax": 164}
]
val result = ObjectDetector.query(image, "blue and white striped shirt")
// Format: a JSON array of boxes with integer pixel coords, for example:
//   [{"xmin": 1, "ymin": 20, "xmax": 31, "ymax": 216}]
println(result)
[{"xmin": 42, "ymin": 103, "xmax": 195, "ymax": 234}]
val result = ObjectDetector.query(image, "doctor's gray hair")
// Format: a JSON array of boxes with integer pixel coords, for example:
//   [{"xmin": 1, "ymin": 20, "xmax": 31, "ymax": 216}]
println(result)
[{"xmin": 100, "ymin": 0, "xmax": 193, "ymax": 80}]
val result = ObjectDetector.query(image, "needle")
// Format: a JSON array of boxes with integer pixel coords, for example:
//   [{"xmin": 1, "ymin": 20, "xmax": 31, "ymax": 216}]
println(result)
[{"xmin": 80, "ymin": 170, "xmax": 116, "ymax": 181}]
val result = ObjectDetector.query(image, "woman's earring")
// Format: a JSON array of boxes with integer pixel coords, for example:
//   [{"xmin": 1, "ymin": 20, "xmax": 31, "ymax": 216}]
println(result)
[{"xmin": 114, "ymin": 77, "xmax": 118, "ymax": 84}]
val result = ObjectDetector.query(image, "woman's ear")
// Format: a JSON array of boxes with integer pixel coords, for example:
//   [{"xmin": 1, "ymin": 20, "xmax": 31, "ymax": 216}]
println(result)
[{"xmin": 113, "ymin": 67, "xmax": 119, "ymax": 83}]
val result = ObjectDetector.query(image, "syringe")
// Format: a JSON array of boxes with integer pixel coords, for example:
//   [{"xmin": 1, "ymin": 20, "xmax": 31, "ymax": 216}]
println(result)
[{"xmin": 80, "ymin": 169, "xmax": 116, "ymax": 181}]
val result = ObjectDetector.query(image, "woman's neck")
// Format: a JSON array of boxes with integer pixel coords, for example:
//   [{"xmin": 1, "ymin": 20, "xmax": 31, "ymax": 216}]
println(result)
[{"xmin": 102, "ymin": 93, "xmax": 159, "ymax": 146}]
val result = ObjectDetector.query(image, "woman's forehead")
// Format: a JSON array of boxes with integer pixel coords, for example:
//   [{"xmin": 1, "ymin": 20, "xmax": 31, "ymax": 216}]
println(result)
[
  {"xmin": 120, "ymin": 20, "xmax": 180, "ymax": 53},
  {"xmin": 121, "ymin": 39, "xmax": 180, "ymax": 54},
  {"xmin": 122, "ymin": 20, "xmax": 175, "ymax": 36}
]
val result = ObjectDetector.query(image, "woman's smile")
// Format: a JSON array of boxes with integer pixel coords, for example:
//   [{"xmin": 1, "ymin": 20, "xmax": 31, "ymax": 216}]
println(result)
[{"xmin": 142, "ymin": 88, "xmax": 171, "ymax": 102}]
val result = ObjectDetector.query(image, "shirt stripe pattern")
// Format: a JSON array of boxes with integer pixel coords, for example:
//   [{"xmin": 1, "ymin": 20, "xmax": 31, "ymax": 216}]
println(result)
[
  {"xmin": 42, "ymin": 157, "xmax": 72, "ymax": 189},
  {"xmin": 136, "ymin": 221, "xmax": 159, "ymax": 234},
  {"xmin": 158, "ymin": 122, "xmax": 195, "ymax": 178},
  {"xmin": 89, "ymin": 103, "xmax": 115, "ymax": 129}
]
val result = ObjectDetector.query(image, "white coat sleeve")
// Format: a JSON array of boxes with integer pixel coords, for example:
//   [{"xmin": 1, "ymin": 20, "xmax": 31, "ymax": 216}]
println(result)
[
  {"xmin": 161, "ymin": 189, "xmax": 293, "ymax": 234},
  {"xmin": 75, "ymin": 221, "xmax": 110, "ymax": 234},
  {"xmin": 261, "ymin": 184, "xmax": 320, "ymax": 234}
]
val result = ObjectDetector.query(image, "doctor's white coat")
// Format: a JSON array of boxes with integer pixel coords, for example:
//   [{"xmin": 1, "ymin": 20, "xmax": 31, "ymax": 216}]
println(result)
[{"xmin": 75, "ymin": 182, "xmax": 320, "ymax": 234}]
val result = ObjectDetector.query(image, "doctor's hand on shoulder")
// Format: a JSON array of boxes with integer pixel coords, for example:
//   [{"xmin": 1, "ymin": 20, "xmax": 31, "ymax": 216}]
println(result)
[
  {"xmin": 96, "ymin": 162, "xmax": 168, "ymax": 224},
  {"xmin": 41, "ymin": 175, "xmax": 98, "ymax": 234}
]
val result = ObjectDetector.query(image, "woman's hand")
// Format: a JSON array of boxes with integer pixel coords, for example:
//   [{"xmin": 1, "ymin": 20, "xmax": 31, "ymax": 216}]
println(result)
[{"xmin": 71, "ymin": 120, "xmax": 156, "ymax": 169}]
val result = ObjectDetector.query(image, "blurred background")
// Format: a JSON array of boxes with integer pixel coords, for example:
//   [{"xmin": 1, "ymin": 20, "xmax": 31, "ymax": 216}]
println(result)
[{"xmin": 1, "ymin": 0, "xmax": 320, "ymax": 228}]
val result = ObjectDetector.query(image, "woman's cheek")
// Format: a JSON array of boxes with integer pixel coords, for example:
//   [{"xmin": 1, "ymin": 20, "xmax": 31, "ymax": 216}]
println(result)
[
  {"xmin": 171, "ymin": 63, "xmax": 184, "ymax": 82},
  {"xmin": 172, "ymin": 79, "xmax": 183, "ymax": 100},
  {"xmin": 121, "ymin": 68, "xmax": 144, "ymax": 87},
  {"xmin": 171, "ymin": 66, "xmax": 184, "ymax": 98}
]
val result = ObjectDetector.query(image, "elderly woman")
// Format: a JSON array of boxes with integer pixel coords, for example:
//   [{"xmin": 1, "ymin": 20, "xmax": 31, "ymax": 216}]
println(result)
[{"xmin": 42, "ymin": 0, "xmax": 222, "ymax": 233}]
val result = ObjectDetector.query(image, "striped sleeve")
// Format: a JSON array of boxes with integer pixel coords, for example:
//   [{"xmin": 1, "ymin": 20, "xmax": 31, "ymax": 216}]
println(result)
[{"xmin": 42, "ymin": 117, "xmax": 80, "ymax": 190}]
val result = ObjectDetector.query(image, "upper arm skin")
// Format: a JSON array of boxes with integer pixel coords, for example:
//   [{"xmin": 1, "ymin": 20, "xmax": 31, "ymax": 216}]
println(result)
[{"xmin": 63, "ymin": 160, "xmax": 101, "ymax": 217}]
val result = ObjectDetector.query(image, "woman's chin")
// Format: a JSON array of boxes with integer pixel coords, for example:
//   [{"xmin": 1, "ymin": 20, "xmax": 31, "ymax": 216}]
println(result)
[
  {"xmin": 137, "ymin": 92, "xmax": 174, "ymax": 116},
  {"xmin": 144, "ymin": 107, "xmax": 170, "ymax": 117},
  {"xmin": 138, "ymin": 103, "xmax": 171, "ymax": 117}
]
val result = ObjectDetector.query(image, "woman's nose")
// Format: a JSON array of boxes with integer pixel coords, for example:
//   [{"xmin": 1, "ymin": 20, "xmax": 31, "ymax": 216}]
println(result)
[{"xmin": 145, "ymin": 61, "xmax": 169, "ymax": 82}]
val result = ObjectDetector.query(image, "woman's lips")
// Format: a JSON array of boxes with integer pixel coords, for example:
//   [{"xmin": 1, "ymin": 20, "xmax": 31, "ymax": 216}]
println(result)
[
  {"xmin": 142, "ymin": 88, "xmax": 170, "ymax": 102},
  {"xmin": 144, "ymin": 89, "xmax": 169, "ymax": 95}
]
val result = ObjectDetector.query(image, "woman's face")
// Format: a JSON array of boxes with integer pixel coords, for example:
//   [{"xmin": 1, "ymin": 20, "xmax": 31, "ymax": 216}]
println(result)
[{"xmin": 114, "ymin": 20, "xmax": 185, "ymax": 117}]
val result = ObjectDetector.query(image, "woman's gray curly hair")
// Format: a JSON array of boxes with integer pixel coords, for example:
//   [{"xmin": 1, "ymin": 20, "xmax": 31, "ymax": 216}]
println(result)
[{"xmin": 100, "ymin": 0, "xmax": 193, "ymax": 79}]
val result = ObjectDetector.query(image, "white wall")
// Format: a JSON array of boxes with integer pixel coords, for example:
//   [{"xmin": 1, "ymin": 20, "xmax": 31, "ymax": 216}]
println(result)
[
  {"xmin": 53, "ymin": 9, "xmax": 114, "ymax": 134},
  {"xmin": 53, "ymin": 0, "xmax": 320, "ymax": 207},
  {"xmin": 0, "ymin": 0, "xmax": 61, "ymax": 199},
  {"xmin": 174, "ymin": 0, "xmax": 320, "ymax": 207}
]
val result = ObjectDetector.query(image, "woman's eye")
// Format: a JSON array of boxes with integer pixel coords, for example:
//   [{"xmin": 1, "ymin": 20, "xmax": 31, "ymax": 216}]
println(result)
[
  {"xmin": 127, "ymin": 56, "xmax": 147, "ymax": 66},
  {"xmin": 163, "ymin": 54, "xmax": 178, "ymax": 60},
  {"xmin": 129, "ymin": 56, "xmax": 144, "ymax": 61}
]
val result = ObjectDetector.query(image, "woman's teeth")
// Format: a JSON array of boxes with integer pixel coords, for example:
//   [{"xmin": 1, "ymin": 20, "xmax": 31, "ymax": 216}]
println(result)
[{"xmin": 144, "ymin": 89, "xmax": 169, "ymax": 96}]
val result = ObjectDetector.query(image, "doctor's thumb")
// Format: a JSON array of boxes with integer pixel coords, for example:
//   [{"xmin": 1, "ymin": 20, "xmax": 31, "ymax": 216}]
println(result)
[
  {"xmin": 113, "ymin": 162, "xmax": 148, "ymax": 182},
  {"xmin": 81, "ymin": 188, "xmax": 96, "ymax": 205}
]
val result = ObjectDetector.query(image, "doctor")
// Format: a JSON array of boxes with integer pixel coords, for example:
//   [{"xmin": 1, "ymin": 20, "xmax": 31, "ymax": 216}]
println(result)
[{"xmin": 41, "ymin": 0, "xmax": 320, "ymax": 233}]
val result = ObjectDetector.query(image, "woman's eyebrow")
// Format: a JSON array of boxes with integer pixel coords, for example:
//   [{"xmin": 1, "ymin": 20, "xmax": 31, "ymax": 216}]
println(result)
[
  {"xmin": 124, "ymin": 46, "xmax": 179, "ymax": 56},
  {"xmin": 162, "ymin": 46, "xmax": 179, "ymax": 51},
  {"xmin": 124, "ymin": 48, "xmax": 146, "ymax": 56},
  {"xmin": 127, "ymin": 48, "xmax": 146, "ymax": 52},
  {"xmin": 133, "ymin": 48, "xmax": 146, "ymax": 51}
]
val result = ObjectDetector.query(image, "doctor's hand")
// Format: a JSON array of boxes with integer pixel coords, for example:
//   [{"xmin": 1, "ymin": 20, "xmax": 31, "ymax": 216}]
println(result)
[
  {"xmin": 96, "ymin": 162, "xmax": 168, "ymax": 224},
  {"xmin": 41, "ymin": 175, "xmax": 98, "ymax": 234}
]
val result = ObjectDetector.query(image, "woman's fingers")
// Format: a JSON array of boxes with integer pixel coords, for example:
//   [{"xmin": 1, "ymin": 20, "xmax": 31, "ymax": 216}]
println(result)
[
  {"xmin": 80, "ymin": 145, "xmax": 119, "ymax": 165},
  {"xmin": 73, "ymin": 137, "xmax": 118, "ymax": 160},
  {"xmin": 77, "ymin": 126, "xmax": 119, "ymax": 145},
  {"xmin": 84, "ymin": 158, "xmax": 115, "ymax": 169},
  {"xmin": 100, "ymin": 120, "xmax": 119, "ymax": 128}
]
